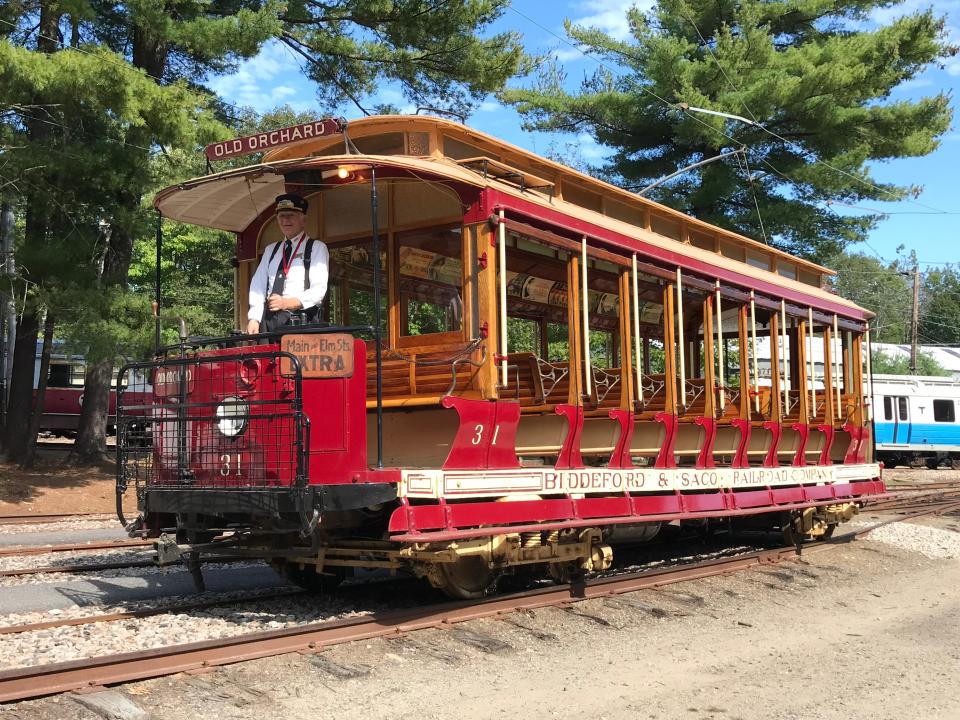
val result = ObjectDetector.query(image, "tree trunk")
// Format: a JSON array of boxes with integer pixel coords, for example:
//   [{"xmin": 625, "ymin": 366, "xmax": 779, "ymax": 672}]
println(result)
[
  {"xmin": 70, "ymin": 359, "xmax": 113, "ymax": 464},
  {"xmin": 4, "ymin": 311, "xmax": 39, "ymax": 462},
  {"xmin": 70, "ymin": 19, "xmax": 162, "ymax": 465},
  {"xmin": 21, "ymin": 312, "xmax": 54, "ymax": 469},
  {"xmin": 71, "ymin": 223, "xmax": 132, "ymax": 465}
]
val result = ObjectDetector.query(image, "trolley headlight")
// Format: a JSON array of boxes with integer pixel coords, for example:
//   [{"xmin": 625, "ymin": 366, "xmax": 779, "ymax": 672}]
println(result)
[{"xmin": 216, "ymin": 396, "xmax": 248, "ymax": 437}]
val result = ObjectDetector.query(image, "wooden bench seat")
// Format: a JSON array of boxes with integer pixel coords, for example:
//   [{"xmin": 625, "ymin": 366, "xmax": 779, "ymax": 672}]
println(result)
[{"xmin": 365, "ymin": 344, "xmax": 479, "ymax": 408}]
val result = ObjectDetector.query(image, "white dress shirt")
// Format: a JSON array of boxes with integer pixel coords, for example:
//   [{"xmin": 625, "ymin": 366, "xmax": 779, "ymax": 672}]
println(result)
[{"xmin": 247, "ymin": 232, "xmax": 330, "ymax": 322}]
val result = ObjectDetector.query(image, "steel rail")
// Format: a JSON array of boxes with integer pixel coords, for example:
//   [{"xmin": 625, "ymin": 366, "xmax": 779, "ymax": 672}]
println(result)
[
  {"xmin": 0, "ymin": 560, "xmax": 156, "ymax": 578},
  {"xmin": 0, "ymin": 514, "xmax": 114, "ymax": 526},
  {"xmin": 0, "ymin": 540, "xmax": 150, "ymax": 559},
  {"xmin": 0, "ymin": 554, "xmax": 255, "ymax": 579}
]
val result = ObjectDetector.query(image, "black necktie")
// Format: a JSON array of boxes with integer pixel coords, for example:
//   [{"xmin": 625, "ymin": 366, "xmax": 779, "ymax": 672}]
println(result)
[{"xmin": 270, "ymin": 240, "xmax": 293, "ymax": 297}]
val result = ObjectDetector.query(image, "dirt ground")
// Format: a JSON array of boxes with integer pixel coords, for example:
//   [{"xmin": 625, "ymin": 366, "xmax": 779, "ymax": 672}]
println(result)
[
  {"xmin": 0, "ymin": 449, "xmax": 134, "ymax": 516},
  {"xmin": 4, "ymin": 515, "xmax": 959, "ymax": 720}
]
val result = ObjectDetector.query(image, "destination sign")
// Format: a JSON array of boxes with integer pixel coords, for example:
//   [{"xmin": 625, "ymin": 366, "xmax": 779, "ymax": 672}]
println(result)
[
  {"xmin": 153, "ymin": 367, "xmax": 195, "ymax": 397},
  {"xmin": 204, "ymin": 118, "xmax": 345, "ymax": 161},
  {"xmin": 281, "ymin": 333, "xmax": 355, "ymax": 379}
]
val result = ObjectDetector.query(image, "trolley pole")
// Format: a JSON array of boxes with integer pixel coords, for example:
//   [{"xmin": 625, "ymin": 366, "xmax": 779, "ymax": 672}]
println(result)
[
  {"xmin": 155, "ymin": 211, "xmax": 163, "ymax": 352},
  {"xmin": 909, "ymin": 265, "xmax": 920, "ymax": 374}
]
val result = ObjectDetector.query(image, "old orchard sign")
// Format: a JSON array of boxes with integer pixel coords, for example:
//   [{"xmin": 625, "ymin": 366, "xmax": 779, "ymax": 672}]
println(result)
[
  {"xmin": 281, "ymin": 333, "xmax": 355, "ymax": 379},
  {"xmin": 204, "ymin": 118, "xmax": 345, "ymax": 161}
]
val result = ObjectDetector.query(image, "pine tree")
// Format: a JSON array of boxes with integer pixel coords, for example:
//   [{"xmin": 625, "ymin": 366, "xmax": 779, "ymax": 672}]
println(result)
[
  {"xmin": 1, "ymin": 1, "xmax": 528, "ymax": 463},
  {"xmin": 504, "ymin": 0, "xmax": 953, "ymax": 261}
]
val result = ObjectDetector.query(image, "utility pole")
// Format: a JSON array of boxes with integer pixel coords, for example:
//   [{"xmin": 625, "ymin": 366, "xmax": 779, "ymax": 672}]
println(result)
[{"xmin": 909, "ymin": 264, "xmax": 920, "ymax": 373}]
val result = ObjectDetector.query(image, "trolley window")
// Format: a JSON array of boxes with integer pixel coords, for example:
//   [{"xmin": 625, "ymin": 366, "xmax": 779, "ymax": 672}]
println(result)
[
  {"xmin": 327, "ymin": 238, "xmax": 388, "ymax": 335},
  {"xmin": 398, "ymin": 226, "xmax": 463, "ymax": 338},
  {"xmin": 882, "ymin": 396, "xmax": 893, "ymax": 421},
  {"xmin": 933, "ymin": 399, "xmax": 955, "ymax": 423},
  {"xmin": 508, "ymin": 316, "xmax": 541, "ymax": 355},
  {"xmin": 897, "ymin": 397, "xmax": 908, "ymax": 421},
  {"xmin": 47, "ymin": 363, "xmax": 85, "ymax": 388}
]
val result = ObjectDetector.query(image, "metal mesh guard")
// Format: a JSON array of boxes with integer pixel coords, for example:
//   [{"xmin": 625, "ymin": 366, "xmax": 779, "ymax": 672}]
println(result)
[{"xmin": 116, "ymin": 350, "xmax": 307, "ymax": 496}]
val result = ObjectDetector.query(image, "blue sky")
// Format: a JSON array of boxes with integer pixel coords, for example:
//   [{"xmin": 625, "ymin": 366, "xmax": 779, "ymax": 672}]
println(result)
[{"xmin": 208, "ymin": 0, "xmax": 960, "ymax": 267}]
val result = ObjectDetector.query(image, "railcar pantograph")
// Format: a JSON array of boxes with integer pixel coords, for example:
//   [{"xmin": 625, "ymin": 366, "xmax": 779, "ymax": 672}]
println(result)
[{"xmin": 116, "ymin": 116, "xmax": 885, "ymax": 598}]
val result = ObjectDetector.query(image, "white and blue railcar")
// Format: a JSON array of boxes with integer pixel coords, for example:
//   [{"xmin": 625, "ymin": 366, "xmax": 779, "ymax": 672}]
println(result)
[{"xmin": 871, "ymin": 374, "xmax": 960, "ymax": 469}]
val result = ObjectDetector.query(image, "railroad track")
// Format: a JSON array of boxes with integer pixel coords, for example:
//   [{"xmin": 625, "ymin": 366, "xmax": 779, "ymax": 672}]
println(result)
[
  {"xmin": 0, "ymin": 558, "xmax": 156, "ymax": 578},
  {"xmin": 3, "ymin": 496, "xmax": 959, "ymax": 703},
  {"xmin": 862, "ymin": 487, "xmax": 960, "ymax": 513},
  {"xmin": 0, "ymin": 514, "xmax": 115, "ymax": 527},
  {"xmin": 0, "ymin": 587, "xmax": 306, "ymax": 638},
  {"xmin": 0, "ymin": 539, "xmax": 150, "ymax": 558}
]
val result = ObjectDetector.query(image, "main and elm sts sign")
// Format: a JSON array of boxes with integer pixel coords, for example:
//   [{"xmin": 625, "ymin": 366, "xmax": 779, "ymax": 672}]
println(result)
[{"xmin": 204, "ymin": 118, "xmax": 346, "ymax": 161}]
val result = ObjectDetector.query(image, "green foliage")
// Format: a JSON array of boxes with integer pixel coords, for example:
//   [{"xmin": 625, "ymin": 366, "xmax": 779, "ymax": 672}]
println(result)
[
  {"xmin": 128, "ymin": 222, "xmax": 236, "ymax": 342},
  {"xmin": 920, "ymin": 265, "xmax": 960, "ymax": 345},
  {"xmin": 406, "ymin": 299, "xmax": 451, "ymax": 336},
  {"xmin": 507, "ymin": 316, "xmax": 539, "ymax": 354},
  {"xmin": 504, "ymin": 0, "xmax": 953, "ymax": 261},
  {"xmin": 825, "ymin": 252, "xmax": 912, "ymax": 343},
  {"xmin": 279, "ymin": 0, "xmax": 530, "ymax": 115},
  {"xmin": 546, "ymin": 322, "xmax": 569, "ymax": 363},
  {"xmin": 872, "ymin": 349, "xmax": 949, "ymax": 376}
]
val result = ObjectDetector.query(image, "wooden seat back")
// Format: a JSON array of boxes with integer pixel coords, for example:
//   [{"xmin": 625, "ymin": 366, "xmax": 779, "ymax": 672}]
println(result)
[
  {"xmin": 678, "ymin": 377, "xmax": 708, "ymax": 420},
  {"xmin": 590, "ymin": 366, "xmax": 622, "ymax": 409},
  {"xmin": 636, "ymin": 373, "xmax": 668, "ymax": 419},
  {"xmin": 365, "ymin": 343, "xmax": 478, "ymax": 404},
  {"xmin": 505, "ymin": 352, "xmax": 571, "ymax": 411}
]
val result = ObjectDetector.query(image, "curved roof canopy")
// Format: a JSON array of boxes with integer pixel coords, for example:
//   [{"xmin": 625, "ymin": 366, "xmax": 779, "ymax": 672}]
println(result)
[{"xmin": 154, "ymin": 155, "xmax": 484, "ymax": 233}]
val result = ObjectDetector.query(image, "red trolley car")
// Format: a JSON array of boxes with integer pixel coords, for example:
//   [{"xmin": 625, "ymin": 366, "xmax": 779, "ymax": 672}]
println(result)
[{"xmin": 116, "ymin": 116, "xmax": 884, "ymax": 598}]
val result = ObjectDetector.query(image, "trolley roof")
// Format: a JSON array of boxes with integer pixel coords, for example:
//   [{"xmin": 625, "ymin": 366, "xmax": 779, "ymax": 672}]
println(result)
[{"xmin": 154, "ymin": 115, "xmax": 872, "ymax": 321}]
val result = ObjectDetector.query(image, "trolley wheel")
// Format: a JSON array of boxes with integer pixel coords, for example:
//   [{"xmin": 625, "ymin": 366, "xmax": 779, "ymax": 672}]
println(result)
[
  {"xmin": 274, "ymin": 560, "xmax": 346, "ymax": 594},
  {"xmin": 926, "ymin": 458, "xmax": 941, "ymax": 470},
  {"xmin": 951, "ymin": 458, "xmax": 960, "ymax": 471},
  {"xmin": 435, "ymin": 555, "xmax": 499, "ymax": 600}
]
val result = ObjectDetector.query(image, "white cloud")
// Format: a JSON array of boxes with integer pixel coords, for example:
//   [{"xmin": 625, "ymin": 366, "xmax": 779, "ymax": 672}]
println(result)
[
  {"xmin": 869, "ymin": 0, "xmax": 956, "ymax": 26},
  {"xmin": 577, "ymin": 132, "xmax": 608, "ymax": 161},
  {"xmin": 568, "ymin": 0, "xmax": 653, "ymax": 41},
  {"xmin": 552, "ymin": 45, "xmax": 585, "ymax": 62},
  {"xmin": 478, "ymin": 100, "xmax": 502, "ymax": 113},
  {"xmin": 207, "ymin": 41, "xmax": 312, "ymax": 113},
  {"xmin": 892, "ymin": 77, "xmax": 935, "ymax": 93}
]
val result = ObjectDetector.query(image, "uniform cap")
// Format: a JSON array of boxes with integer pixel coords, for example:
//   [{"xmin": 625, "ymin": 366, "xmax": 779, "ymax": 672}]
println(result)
[{"xmin": 275, "ymin": 193, "xmax": 308, "ymax": 214}]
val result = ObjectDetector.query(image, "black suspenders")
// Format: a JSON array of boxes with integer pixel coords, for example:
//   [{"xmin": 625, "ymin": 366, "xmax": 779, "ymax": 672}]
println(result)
[{"xmin": 264, "ymin": 237, "xmax": 314, "ymax": 295}]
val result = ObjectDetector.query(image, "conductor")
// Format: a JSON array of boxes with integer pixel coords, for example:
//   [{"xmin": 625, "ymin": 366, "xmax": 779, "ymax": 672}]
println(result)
[{"xmin": 246, "ymin": 193, "xmax": 329, "ymax": 334}]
